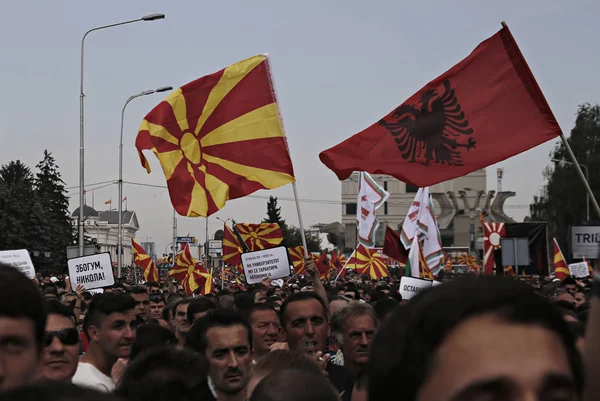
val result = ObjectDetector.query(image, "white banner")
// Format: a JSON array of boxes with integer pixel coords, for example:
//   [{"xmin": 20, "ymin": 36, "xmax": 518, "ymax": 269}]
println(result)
[
  {"xmin": 399, "ymin": 276, "xmax": 432, "ymax": 300},
  {"xmin": 571, "ymin": 226, "xmax": 600, "ymax": 259},
  {"xmin": 241, "ymin": 246, "xmax": 291, "ymax": 284},
  {"xmin": 568, "ymin": 262, "xmax": 590, "ymax": 278},
  {"xmin": 0, "ymin": 249, "xmax": 36, "ymax": 279},
  {"xmin": 67, "ymin": 253, "xmax": 115, "ymax": 290}
]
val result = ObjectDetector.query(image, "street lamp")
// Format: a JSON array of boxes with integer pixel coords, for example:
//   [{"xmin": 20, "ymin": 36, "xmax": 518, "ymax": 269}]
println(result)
[
  {"xmin": 79, "ymin": 13, "xmax": 166, "ymax": 257},
  {"xmin": 551, "ymin": 158, "xmax": 590, "ymax": 222},
  {"xmin": 117, "ymin": 86, "xmax": 172, "ymax": 278}
]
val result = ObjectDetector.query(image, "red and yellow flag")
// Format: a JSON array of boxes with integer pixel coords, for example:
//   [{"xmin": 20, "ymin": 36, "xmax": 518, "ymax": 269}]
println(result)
[
  {"xmin": 330, "ymin": 250, "xmax": 347, "ymax": 278},
  {"xmin": 223, "ymin": 225, "xmax": 243, "ymax": 273},
  {"xmin": 553, "ymin": 238, "xmax": 570, "ymax": 281},
  {"xmin": 136, "ymin": 55, "xmax": 296, "ymax": 217},
  {"xmin": 234, "ymin": 223, "xmax": 284, "ymax": 251},
  {"xmin": 198, "ymin": 267, "xmax": 214, "ymax": 296},
  {"xmin": 313, "ymin": 251, "xmax": 330, "ymax": 279},
  {"xmin": 347, "ymin": 245, "xmax": 390, "ymax": 279},
  {"xmin": 288, "ymin": 246, "xmax": 306, "ymax": 274},
  {"xmin": 132, "ymin": 238, "xmax": 159, "ymax": 283},
  {"xmin": 170, "ymin": 244, "xmax": 207, "ymax": 295}
]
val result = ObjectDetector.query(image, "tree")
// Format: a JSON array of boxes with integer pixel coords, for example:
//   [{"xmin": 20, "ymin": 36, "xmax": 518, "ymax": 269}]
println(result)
[
  {"xmin": 0, "ymin": 160, "xmax": 37, "ymax": 251},
  {"xmin": 263, "ymin": 196, "xmax": 321, "ymax": 252},
  {"xmin": 35, "ymin": 151, "xmax": 71, "ymax": 273},
  {"xmin": 529, "ymin": 103, "xmax": 600, "ymax": 252}
]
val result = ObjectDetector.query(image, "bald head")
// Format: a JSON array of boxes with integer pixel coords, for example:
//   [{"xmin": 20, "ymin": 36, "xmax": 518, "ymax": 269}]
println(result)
[{"xmin": 249, "ymin": 369, "xmax": 340, "ymax": 401}]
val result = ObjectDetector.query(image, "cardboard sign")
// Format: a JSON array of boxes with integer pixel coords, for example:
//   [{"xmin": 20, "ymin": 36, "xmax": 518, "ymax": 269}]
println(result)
[
  {"xmin": 0, "ymin": 249, "xmax": 36, "ymax": 279},
  {"xmin": 241, "ymin": 246, "xmax": 291, "ymax": 284},
  {"xmin": 399, "ymin": 276, "xmax": 433, "ymax": 300},
  {"xmin": 67, "ymin": 253, "xmax": 115, "ymax": 290},
  {"xmin": 568, "ymin": 262, "xmax": 590, "ymax": 278}
]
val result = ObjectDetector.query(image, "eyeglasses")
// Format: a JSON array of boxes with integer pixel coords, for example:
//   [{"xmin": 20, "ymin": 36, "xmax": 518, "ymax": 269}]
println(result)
[{"xmin": 44, "ymin": 328, "xmax": 79, "ymax": 347}]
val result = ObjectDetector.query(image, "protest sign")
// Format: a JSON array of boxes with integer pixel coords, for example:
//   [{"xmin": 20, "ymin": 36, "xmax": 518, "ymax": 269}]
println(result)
[
  {"xmin": 241, "ymin": 246, "xmax": 291, "ymax": 284},
  {"xmin": 568, "ymin": 262, "xmax": 590, "ymax": 278},
  {"xmin": 399, "ymin": 276, "xmax": 432, "ymax": 300},
  {"xmin": 0, "ymin": 249, "xmax": 36, "ymax": 279},
  {"xmin": 67, "ymin": 253, "xmax": 115, "ymax": 290}
]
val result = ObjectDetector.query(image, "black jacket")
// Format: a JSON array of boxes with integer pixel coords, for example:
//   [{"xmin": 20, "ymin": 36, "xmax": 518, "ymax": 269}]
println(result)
[{"xmin": 325, "ymin": 363, "xmax": 355, "ymax": 401}]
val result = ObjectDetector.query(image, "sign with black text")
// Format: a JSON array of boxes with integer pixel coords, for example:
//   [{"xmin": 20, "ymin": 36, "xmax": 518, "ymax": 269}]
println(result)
[
  {"xmin": 571, "ymin": 226, "xmax": 600, "ymax": 259},
  {"xmin": 67, "ymin": 253, "xmax": 115, "ymax": 290},
  {"xmin": 241, "ymin": 246, "xmax": 291, "ymax": 284},
  {"xmin": 568, "ymin": 262, "xmax": 590, "ymax": 278},
  {"xmin": 0, "ymin": 249, "xmax": 36, "ymax": 279},
  {"xmin": 399, "ymin": 276, "xmax": 433, "ymax": 300}
]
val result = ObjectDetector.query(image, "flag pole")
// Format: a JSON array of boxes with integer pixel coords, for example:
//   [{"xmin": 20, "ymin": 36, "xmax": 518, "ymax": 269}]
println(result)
[
  {"xmin": 292, "ymin": 182, "xmax": 310, "ymax": 258},
  {"xmin": 334, "ymin": 247, "xmax": 356, "ymax": 283},
  {"xmin": 500, "ymin": 21, "xmax": 600, "ymax": 218}
]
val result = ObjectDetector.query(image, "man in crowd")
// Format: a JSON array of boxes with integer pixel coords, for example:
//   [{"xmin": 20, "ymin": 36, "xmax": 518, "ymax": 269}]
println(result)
[
  {"xmin": 280, "ymin": 292, "xmax": 355, "ymax": 401},
  {"xmin": 186, "ymin": 309, "xmax": 253, "ymax": 401},
  {"xmin": 0, "ymin": 264, "xmax": 47, "ymax": 393},
  {"xmin": 149, "ymin": 294, "xmax": 165, "ymax": 321},
  {"xmin": 128, "ymin": 286, "xmax": 150, "ymax": 323},
  {"xmin": 330, "ymin": 302, "xmax": 378, "ymax": 375},
  {"xmin": 247, "ymin": 304, "xmax": 280, "ymax": 361},
  {"xmin": 38, "ymin": 299, "xmax": 80, "ymax": 382},
  {"xmin": 172, "ymin": 298, "xmax": 192, "ymax": 345},
  {"xmin": 72, "ymin": 293, "xmax": 137, "ymax": 392},
  {"xmin": 187, "ymin": 297, "xmax": 217, "ymax": 324}
]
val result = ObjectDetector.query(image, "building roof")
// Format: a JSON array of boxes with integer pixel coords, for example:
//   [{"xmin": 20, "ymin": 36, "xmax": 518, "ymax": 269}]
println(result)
[
  {"xmin": 71, "ymin": 205, "xmax": 99, "ymax": 218},
  {"xmin": 97, "ymin": 210, "xmax": 135, "ymax": 225}
]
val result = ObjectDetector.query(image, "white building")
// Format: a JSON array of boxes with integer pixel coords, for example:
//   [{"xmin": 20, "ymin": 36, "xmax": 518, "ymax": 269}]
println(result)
[{"xmin": 71, "ymin": 205, "xmax": 140, "ymax": 265}]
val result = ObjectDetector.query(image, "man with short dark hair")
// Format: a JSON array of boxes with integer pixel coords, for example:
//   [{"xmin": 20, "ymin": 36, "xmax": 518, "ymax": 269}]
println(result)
[
  {"xmin": 72, "ymin": 293, "xmax": 137, "ymax": 392},
  {"xmin": 38, "ymin": 299, "xmax": 80, "ymax": 382},
  {"xmin": 128, "ymin": 286, "xmax": 150, "ymax": 323},
  {"xmin": 172, "ymin": 298, "xmax": 192, "ymax": 345},
  {"xmin": 149, "ymin": 295, "xmax": 165, "ymax": 321},
  {"xmin": 0, "ymin": 264, "xmax": 47, "ymax": 393},
  {"xmin": 187, "ymin": 297, "xmax": 217, "ymax": 324},
  {"xmin": 280, "ymin": 292, "xmax": 354, "ymax": 401},
  {"xmin": 247, "ymin": 304, "xmax": 280, "ymax": 361},
  {"xmin": 186, "ymin": 309, "xmax": 253, "ymax": 401}
]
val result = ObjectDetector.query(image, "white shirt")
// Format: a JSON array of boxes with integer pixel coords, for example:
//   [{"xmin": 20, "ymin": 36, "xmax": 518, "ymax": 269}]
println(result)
[{"xmin": 72, "ymin": 362, "xmax": 115, "ymax": 393}]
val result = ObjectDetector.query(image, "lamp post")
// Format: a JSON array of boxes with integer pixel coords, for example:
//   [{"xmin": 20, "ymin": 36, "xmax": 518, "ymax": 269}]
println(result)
[
  {"xmin": 551, "ymin": 158, "xmax": 590, "ymax": 222},
  {"xmin": 79, "ymin": 13, "xmax": 165, "ymax": 257},
  {"xmin": 117, "ymin": 86, "xmax": 172, "ymax": 278}
]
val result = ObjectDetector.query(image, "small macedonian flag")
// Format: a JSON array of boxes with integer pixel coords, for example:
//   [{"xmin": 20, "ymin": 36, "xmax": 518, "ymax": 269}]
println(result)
[
  {"xmin": 136, "ymin": 54, "xmax": 296, "ymax": 217},
  {"xmin": 170, "ymin": 244, "xmax": 207, "ymax": 295},
  {"xmin": 223, "ymin": 225, "xmax": 244, "ymax": 273},
  {"xmin": 288, "ymin": 246, "xmax": 306, "ymax": 274},
  {"xmin": 347, "ymin": 244, "xmax": 390, "ymax": 279},
  {"xmin": 234, "ymin": 223, "xmax": 284, "ymax": 251},
  {"xmin": 132, "ymin": 238, "xmax": 160, "ymax": 283}
]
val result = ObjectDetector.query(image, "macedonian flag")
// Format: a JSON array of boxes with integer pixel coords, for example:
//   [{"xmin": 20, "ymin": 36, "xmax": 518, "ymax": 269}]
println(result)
[
  {"xmin": 223, "ymin": 225, "xmax": 244, "ymax": 273},
  {"xmin": 170, "ymin": 244, "xmax": 207, "ymax": 294},
  {"xmin": 136, "ymin": 55, "xmax": 296, "ymax": 217},
  {"xmin": 288, "ymin": 246, "xmax": 306, "ymax": 274},
  {"xmin": 234, "ymin": 223, "xmax": 284, "ymax": 251},
  {"xmin": 132, "ymin": 238, "xmax": 160, "ymax": 283},
  {"xmin": 347, "ymin": 245, "xmax": 389, "ymax": 279}
]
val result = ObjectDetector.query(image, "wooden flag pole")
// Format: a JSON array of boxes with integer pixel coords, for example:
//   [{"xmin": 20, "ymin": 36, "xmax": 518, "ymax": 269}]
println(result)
[
  {"xmin": 292, "ymin": 182, "xmax": 310, "ymax": 258},
  {"xmin": 501, "ymin": 21, "xmax": 600, "ymax": 218}
]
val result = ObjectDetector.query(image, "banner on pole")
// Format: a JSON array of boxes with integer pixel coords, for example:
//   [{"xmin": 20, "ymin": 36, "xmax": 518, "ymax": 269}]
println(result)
[{"xmin": 241, "ymin": 246, "xmax": 291, "ymax": 284}]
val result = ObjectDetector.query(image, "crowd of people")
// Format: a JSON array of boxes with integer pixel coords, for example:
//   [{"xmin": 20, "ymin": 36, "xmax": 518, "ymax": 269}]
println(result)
[{"xmin": 0, "ymin": 259, "xmax": 594, "ymax": 401}]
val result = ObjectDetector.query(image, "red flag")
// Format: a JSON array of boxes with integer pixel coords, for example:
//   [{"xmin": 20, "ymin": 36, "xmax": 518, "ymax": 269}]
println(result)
[
  {"xmin": 553, "ymin": 239, "xmax": 570, "ymax": 281},
  {"xmin": 313, "ymin": 252, "xmax": 330, "ymax": 279},
  {"xmin": 330, "ymin": 250, "xmax": 347, "ymax": 278},
  {"xmin": 319, "ymin": 25, "xmax": 561, "ymax": 187},
  {"xmin": 383, "ymin": 226, "xmax": 408, "ymax": 264},
  {"xmin": 132, "ymin": 238, "xmax": 160, "ymax": 283}
]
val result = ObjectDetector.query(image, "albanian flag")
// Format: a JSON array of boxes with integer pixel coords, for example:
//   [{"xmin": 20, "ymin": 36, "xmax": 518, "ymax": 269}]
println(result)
[
  {"xmin": 170, "ymin": 244, "xmax": 208, "ymax": 294},
  {"xmin": 330, "ymin": 250, "xmax": 347, "ymax": 278},
  {"xmin": 132, "ymin": 238, "xmax": 159, "ymax": 283},
  {"xmin": 234, "ymin": 223, "xmax": 284, "ymax": 251},
  {"xmin": 288, "ymin": 246, "xmax": 306, "ymax": 274},
  {"xmin": 313, "ymin": 252, "xmax": 330, "ymax": 279},
  {"xmin": 319, "ymin": 25, "xmax": 561, "ymax": 187},
  {"xmin": 136, "ymin": 55, "xmax": 296, "ymax": 217}
]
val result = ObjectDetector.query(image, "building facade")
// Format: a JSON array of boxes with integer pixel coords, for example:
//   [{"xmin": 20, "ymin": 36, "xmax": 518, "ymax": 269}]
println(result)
[
  {"xmin": 71, "ymin": 205, "xmax": 140, "ymax": 266},
  {"xmin": 341, "ymin": 170, "xmax": 487, "ymax": 249}
]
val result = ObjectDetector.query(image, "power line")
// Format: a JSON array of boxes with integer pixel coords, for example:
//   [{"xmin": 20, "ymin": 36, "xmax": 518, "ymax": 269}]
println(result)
[{"xmin": 65, "ymin": 180, "xmax": 116, "ymax": 190}]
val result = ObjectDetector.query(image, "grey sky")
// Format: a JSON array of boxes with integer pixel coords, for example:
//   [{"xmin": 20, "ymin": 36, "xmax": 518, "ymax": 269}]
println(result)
[{"xmin": 1, "ymin": 0, "xmax": 598, "ymax": 255}]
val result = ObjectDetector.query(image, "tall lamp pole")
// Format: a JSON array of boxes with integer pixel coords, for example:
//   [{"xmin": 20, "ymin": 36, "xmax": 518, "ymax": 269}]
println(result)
[
  {"xmin": 552, "ymin": 158, "xmax": 590, "ymax": 222},
  {"xmin": 79, "ymin": 13, "xmax": 165, "ymax": 257},
  {"xmin": 117, "ymin": 86, "xmax": 172, "ymax": 278}
]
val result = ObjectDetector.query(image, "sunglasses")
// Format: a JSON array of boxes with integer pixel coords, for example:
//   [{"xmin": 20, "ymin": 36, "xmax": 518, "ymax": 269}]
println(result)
[{"xmin": 45, "ymin": 328, "xmax": 79, "ymax": 347}]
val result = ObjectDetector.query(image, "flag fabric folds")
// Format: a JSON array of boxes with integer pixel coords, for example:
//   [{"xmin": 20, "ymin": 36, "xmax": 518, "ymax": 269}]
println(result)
[
  {"xmin": 313, "ymin": 252, "xmax": 330, "ymax": 279},
  {"xmin": 347, "ymin": 245, "xmax": 389, "ymax": 279},
  {"xmin": 136, "ymin": 54, "xmax": 296, "ymax": 217},
  {"xmin": 406, "ymin": 236, "xmax": 434, "ymax": 280},
  {"xmin": 170, "ymin": 244, "xmax": 208, "ymax": 295},
  {"xmin": 132, "ymin": 238, "xmax": 160, "ymax": 283},
  {"xmin": 383, "ymin": 226, "xmax": 408, "ymax": 264},
  {"xmin": 400, "ymin": 188, "xmax": 429, "ymax": 249},
  {"xmin": 234, "ymin": 223, "xmax": 284, "ymax": 251},
  {"xmin": 288, "ymin": 246, "xmax": 306, "ymax": 274},
  {"xmin": 330, "ymin": 250, "xmax": 347, "ymax": 278},
  {"xmin": 553, "ymin": 238, "xmax": 570, "ymax": 281},
  {"xmin": 319, "ymin": 25, "xmax": 561, "ymax": 187},
  {"xmin": 222, "ymin": 225, "xmax": 243, "ymax": 273},
  {"xmin": 357, "ymin": 172, "xmax": 389, "ymax": 247}
]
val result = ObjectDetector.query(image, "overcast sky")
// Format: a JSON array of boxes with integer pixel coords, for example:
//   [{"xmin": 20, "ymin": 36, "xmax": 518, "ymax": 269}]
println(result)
[{"xmin": 1, "ymin": 0, "xmax": 598, "ymax": 255}]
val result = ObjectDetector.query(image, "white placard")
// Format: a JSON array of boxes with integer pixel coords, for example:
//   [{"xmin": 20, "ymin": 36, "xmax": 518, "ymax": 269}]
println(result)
[
  {"xmin": 241, "ymin": 246, "xmax": 291, "ymax": 284},
  {"xmin": 67, "ymin": 253, "xmax": 115, "ymax": 290},
  {"xmin": 208, "ymin": 240, "xmax": 222, "ymax": 250},
  {"xmin": 399, "ymin": 276, "xmax": 432, "ymax": 300},
  {"xmin": 568, "ymin": 262, "xmax": 590, "ymax": 278},
  {"xmin": 0, "ymin": 249, "xmax": 36, "ymax": 279},
  {"xmin": 88, "ymin": 288, "xmax": 104, "ymax": 295}
]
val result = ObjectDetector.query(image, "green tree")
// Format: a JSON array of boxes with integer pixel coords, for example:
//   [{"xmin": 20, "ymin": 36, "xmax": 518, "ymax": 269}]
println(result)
[
  {"xmin": 262, "ymin": 196, "xmax": 321, "ymax": 252},
  {"xmin": 35, "ymin": 151, "xmax": 71, "ymax": 273},
  {"xmin": 529, "ymin": 103, "xmax": 600, "ymax": 252},
  {"xmin": 286, "ymin": 225, "xmax": 322, "ymax": 253},
  {"xmin": 0, "ymin": 160, "xmax": 37, "ymax": 251}
]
